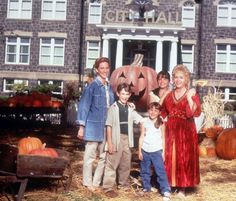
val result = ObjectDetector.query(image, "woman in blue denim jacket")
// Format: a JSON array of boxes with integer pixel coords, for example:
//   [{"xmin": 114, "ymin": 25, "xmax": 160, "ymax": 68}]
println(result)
[{"xmin": 77, "ymin": 57, "xmax": 115, "ymax": 191}]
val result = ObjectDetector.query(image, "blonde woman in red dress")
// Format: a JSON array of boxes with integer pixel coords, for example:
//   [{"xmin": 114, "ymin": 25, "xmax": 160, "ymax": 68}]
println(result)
[{"xmin": 161, "ymin": 65, "xmax": 201, "ymax": 197}]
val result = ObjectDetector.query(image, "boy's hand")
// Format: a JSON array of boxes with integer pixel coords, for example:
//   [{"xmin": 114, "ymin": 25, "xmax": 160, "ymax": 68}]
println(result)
[{"xmin": 108, "ymin": 143, "xmax": 114, "ymax": 154}]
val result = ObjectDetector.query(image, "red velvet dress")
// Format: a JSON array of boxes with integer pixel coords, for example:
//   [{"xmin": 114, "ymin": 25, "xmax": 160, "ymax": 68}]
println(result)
[{"xmin": 161, "ymin": 91, "xmax": 201, "ymax": 187}]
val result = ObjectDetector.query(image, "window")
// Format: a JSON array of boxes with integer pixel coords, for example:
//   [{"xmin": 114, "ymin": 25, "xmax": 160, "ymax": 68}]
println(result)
[
  {"xmin": 216, "ymin": 44, "xmax": 236, "ymax": 73},
  {"xmin": 7, "ymin": 0, "xmax": 32, "ymax": 19},
  {"xmin": 5, "ymin": 37, "xmax": 30, "ymax": 64},
  {"xmin": 38, "ymin": 80, "xmax": 63, "ymax": 94},
  {"xmin": 3, "ymin": 79, "xmax": 28, "ymax": 92},
  {"xmin": 41, "ymin": 0, "xmax": 67, "ymax": 20},
  {"xmin": 181, "ymin": 44, "xmax": 194, "ymax": 72},
  {"xmin": 88, "ymin": 1, "xmax": 102, "ymax": 24},
  {"xmin": 217, "ymin": 3, "xmax": 236, "ymax": 27},
  {"xmin": 129, "ymin": 9, "xmax": 155, "ymax": 21},
  {"xmin": 182, "ymin": 1, "xmax": 195, "ymax": 28},
  {"xmin": 39, "ymin": 38, "xmax": 65, "ymax": 66},
  {"xmin": 86, "ymin": 41, "xmax": 100, "ymax": 68},
  {"xmin": 218, "ymin": 87, "xmax": 236, "ymax": 102}
]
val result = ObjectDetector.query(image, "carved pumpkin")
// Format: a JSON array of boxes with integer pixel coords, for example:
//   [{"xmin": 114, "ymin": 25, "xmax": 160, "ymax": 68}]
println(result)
[
  {"xmin": 110, "ymin": 54, "xmax": 157, "ymax": 112},
  {"xmin": 216, "ymin": 128, "xmax": 236, "ymax": 160},
  {"xmin": 18, "ymin": 137, "xmax": 43, "ymax": 154},
  {"xmin": 29, "ymin": 148, "xmax": 58, "ymax": 158}
]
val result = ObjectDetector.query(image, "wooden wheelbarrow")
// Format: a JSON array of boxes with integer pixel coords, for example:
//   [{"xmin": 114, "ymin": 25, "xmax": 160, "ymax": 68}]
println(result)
[{"xmin": 0, "ymin": 143, "xmax": 72, "ymax": 201}]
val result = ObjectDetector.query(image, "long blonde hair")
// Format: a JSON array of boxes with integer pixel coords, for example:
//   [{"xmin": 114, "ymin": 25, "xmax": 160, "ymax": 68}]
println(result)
[{"xmin": 172, "ymin": 64, "xmax": 190, "ymax": 89}]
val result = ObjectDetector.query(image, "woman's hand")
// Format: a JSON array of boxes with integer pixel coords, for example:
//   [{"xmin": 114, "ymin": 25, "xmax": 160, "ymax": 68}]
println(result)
[
  {"xmin": 138, "ymin": 150, "xmax": 143, "ymax": 161},
  {"xmin": 187, "ymin": 88, "xmax": 196, "ymax": 100},
  {"xmin": 127, "ymin": 102, "xmax": 135, "ymax": 109}
]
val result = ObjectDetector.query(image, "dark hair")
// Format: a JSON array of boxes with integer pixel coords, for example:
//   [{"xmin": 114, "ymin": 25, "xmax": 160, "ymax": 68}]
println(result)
[
  {"xmin": 93, "ymin": 57, "xmax": 110, "ymax": 69},
  {"xmin": 117, "ymin": 83, "xmax": 131, "ymax": 93},
  {"xmin": 148, "ymin": 102, "xmax": 163, "ymax": 128},
  {"xmin": 157, "ymin": 70, "xmax": 170, "ymax": 81}
]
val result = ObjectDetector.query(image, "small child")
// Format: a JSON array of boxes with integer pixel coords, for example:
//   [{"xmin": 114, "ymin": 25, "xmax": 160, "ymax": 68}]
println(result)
[
  {"xmin": 138, "ymin": 102, "xmax": 171, "ymax": 201},
  {"xmin": 103, "ymin": 83, "xmax": 143, "ymax": 198}
]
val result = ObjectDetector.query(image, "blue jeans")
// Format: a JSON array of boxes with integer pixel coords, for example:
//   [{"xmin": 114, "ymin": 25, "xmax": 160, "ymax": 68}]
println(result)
[{"xmin": 140, "ymin": 149, "xmax": 170, "ymax": 194}]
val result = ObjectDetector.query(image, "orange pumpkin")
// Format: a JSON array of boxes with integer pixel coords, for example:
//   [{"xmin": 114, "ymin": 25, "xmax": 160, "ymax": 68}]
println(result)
[
  {"xmin": 199, "ymin": 145, "xmax": 216, "ymax": 157},
  {"xmin": 18, "ymin": 137, "xmax": 43, "ymax": 154},
  {"xmin": 32, "ymin": 99, "xmax": 43, "ymax": 107},
  {"xmin": 205, "ymin": 125, "xmax": 224, "ymax": 140},
  {"xmin": 206, "ymin": 147, "xmax": 217, "ymax": 157},
  {"xmin": 51, "ymin": 100, "xmax": 63, "ymax": 108},
  {"xmin": 29, "ymin": 148, "xmax": 58, "ymax": 158},
  {"xmin": 216, "ymin": 128, "xmax": 236, "ymax": 160},
  {"xmin": 199, "ymin": 145, "xmax": 207, "ymax": 157},
  {"xmin": 7, "ymin": 96, "xmax": 18, "ymax": 107},
  {"xmin": 110, "ymin": 65, "xmax": 157, "ymax": 112}
]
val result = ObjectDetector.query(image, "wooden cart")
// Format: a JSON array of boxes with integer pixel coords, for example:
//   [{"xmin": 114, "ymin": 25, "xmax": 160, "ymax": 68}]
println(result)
[{"xmin": 0, "ymin": 144, "xmax": 72, "ymax": 201}]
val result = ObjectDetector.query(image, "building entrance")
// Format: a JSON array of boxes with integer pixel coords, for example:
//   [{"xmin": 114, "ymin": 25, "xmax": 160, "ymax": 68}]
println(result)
[{"xmin": 123, "ymin": 40, "xmax": 156, "ymax": 69}]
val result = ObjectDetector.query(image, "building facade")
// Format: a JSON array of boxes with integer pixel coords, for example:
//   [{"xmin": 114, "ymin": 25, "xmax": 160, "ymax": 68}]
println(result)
[
  {"xmin": 0, "ymin": 0, "xmax": 83, "ymax": 94},
  {"xmin": 0, "ymin": 0, "xmax": 235, "ymax": 101}
]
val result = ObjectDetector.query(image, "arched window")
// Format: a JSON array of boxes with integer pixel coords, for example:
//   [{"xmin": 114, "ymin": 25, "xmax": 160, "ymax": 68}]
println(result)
[
  {"xmin": 217, "ymin": 0, "xmax": 236, "ymax": 26},
  {"xmin": 88, "ymin": 0, "xmax": 102, "ymax": 24},
  {"xmin": 182, "ymin": 1, "xmax": 196, "ymax": 28}
]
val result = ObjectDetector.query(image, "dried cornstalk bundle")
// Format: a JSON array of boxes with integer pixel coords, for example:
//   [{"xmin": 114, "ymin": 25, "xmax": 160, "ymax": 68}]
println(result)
[{"xmin": 202, "ymin": 88, "xmax": 225, "ymax": 128}]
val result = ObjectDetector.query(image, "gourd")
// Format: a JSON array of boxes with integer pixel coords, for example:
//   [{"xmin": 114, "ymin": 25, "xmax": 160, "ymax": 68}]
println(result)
[
  {"xmin": 18, "ymin": 137, "xmax": 43, "ymax": 154},
  {"xmin": 215, "ymin": 128, "xmax": 236, "ymax": 160}
]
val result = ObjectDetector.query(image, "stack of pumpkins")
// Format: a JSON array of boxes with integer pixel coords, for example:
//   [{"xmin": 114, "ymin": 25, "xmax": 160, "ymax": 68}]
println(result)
[
  {"xmin": 1, "ymin": 91, "xmax": 63, "ymax": 108},
  {"xmin": 18, "ymin": 136, "xmax": 58, "ymax": 158},
  {"xmin": 199, "ymin": 127, "xmax": 236, "ymax": 160}
]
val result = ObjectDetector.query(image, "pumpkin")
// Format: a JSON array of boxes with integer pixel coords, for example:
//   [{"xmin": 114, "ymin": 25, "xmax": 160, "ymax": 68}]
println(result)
[
  {"xmin": 32, "ymin": 99, "xmax": 43, "ymax": 107},
  {"xmin": 110, "ymin": 54, "xmax": 157, "ymax": 112},
  {"xmin": 199, "ymin": 145, "xmax": 207, "ymax": 157},
  {"xmin": 199, "ymin": 145, "xmax": 216, "ymax": 158},
  {"xmin": 7, "ymin": 96, "xmax": 19, "ymax": 107},
  {"xmin": 205, "ymin": 125, "xmax": 224, "ymax": 140},
  {"xmin": 206, "ymin": 147, "xmax": 217, "ymax": 157},
  {"xmin": 29, "ymin": 148, "xmax": 59, "ymax": 158},
  {"xmin": 216, "ymin": 128, "xmax": 236, "ymax": 160},
  {"xmin": 18, "ymin": 137, "xmax": 43, "ymax": 154},
  {"xmin": 51, "ymin": 100, "xmax": 63, "ymax": 108}
]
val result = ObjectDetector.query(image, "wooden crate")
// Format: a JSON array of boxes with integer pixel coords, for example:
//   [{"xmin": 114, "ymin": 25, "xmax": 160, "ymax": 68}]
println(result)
[{"xmin": 16, "ymin": 149, "xmax": 70, "ymax": 178}]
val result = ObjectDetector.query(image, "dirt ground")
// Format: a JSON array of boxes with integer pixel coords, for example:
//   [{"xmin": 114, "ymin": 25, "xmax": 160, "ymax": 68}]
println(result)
[{"xmin": 0, "ymin": 126, "xmax": 236, "ymax": 201}]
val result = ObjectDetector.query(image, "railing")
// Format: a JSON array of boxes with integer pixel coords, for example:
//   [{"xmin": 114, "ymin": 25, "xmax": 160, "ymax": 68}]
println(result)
[{"xmin": 0, "ymin": 107, "xmax": 65, "ymax": 127}]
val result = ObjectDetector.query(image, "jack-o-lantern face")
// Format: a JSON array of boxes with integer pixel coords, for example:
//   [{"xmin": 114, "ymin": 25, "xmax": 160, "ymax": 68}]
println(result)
[{"xmin": 110, "ymin": 65, "xmax": 158, "ymax": 112}]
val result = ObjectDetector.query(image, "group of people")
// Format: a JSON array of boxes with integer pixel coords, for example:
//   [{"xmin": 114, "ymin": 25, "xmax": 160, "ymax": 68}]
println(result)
[{"xmin": 76, "ymin": 57, "xmax": 201, "ymax": 201}]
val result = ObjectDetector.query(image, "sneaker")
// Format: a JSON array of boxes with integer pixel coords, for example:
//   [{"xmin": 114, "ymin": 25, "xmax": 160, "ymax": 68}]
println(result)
[
  {"xmin": 105, "ymin": 190, "xmax": 119, "ymax": 198},
  {"xmin": 86, "ymin": 186, "xmax": 96, "ymax": 192},
  {"xmin": 177, "ymin": 190, "xmax": 185, "ymax": 198},
  {"xmin": 163, "ymin": 192, "xmax": 171, "ymax": 201},
  {"xmin": 150, "ymin": 187, "xmax": 158, "ymax": 192},
  {"xmin": 136, "ymin": 188, "xmax": 150, "ymax": 196},
  {"xmin": 117, "ymin": 184, "xmax": 130, "ymax": 191}
]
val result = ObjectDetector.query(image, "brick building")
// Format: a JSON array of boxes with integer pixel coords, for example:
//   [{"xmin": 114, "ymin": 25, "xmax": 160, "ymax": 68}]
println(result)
[
  {"xmin": 0, "ymin": 0, "xmax": 83, "ymax": 95},
  {"xmin": 0, "ymin": 0, "xmax": 235, "ymax": 101}
]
